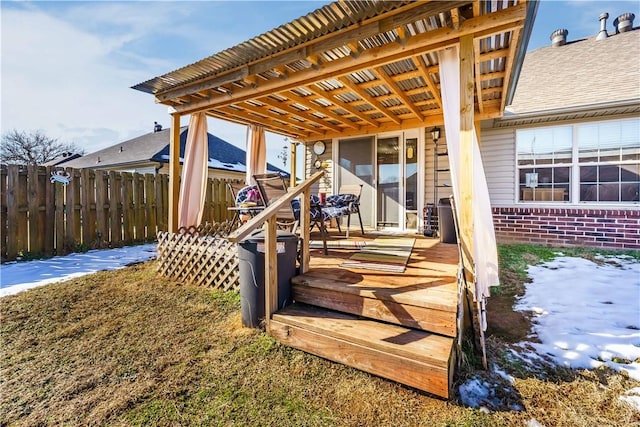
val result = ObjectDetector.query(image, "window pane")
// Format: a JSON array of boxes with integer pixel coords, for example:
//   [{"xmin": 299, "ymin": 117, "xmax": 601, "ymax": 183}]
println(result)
[
  {"xmin": 599, "ymin": 183, "xmax": 619, "ymax": 201},
  {"xmin": 580, "ymin": 165, "xmax": 597, "ymax": 183},
  {"xmin": 599, "ymin": 165, "xmax": 620, "ymax": 183},
  {"xmin": 600, "ymin": 147, "xmax": 620, "ymax": 162},
  {"xmin": 581, "ymin": 184, "xmax": 597, "ymax": 201},
  {"xmin": 621, "ymin": 146, "xmax": 640, "ymax": 161},
  {"xmin": 621, "ymin": 164, "xmax": 640, "ymax": 181},
  {"xmin": 518, "ymin": 167, "xmax": 568, "ymax": 202},
  {"xmin": 517, "ymin": 126, "xmax": 572, "ymax": 165},
  {"xmin": 621, "ymin": 183, "xmax": 639, "ymax": 202},
  {"xmin": 554, "ymin": 167, "xmax": 570, "ymax": 184}
]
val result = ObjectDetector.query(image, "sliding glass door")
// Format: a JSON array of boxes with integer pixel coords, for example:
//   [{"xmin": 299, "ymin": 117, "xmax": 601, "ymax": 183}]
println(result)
[
  {"xmin": 337, "ymin": 136, "xmax": 374, "ymax": 227},
  {"xmin": 338, "ymin": 132, "xmax": 421, "ymax": 231},
  {"xmin": 376, "ymin": 136, "xmax": 401, "ymax": 228}
]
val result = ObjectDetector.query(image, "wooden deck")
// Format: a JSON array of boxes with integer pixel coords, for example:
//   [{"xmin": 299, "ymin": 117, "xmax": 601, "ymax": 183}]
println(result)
[{"xmin": 270, "ymin": 232, "xmax": 460, "ymax": 398}]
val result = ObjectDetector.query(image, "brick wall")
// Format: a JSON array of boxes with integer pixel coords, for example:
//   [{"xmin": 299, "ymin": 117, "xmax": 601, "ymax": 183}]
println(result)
[{"xmin": 492, "ymin": 207, "xmax": 640, "ymax": 250}]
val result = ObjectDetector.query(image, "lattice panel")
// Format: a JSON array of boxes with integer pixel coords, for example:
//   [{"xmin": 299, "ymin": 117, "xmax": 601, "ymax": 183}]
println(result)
[{"xmin": 157, "ymin": 224, "xmax": 239, "ymax": 291}]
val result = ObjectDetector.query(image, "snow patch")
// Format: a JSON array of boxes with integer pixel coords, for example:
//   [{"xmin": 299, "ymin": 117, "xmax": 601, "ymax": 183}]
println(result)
[
  {"xmin": 0, "ymin": 244, "xmax": 157, "ymax": 297},
  {"xmin": 515, "ymin": 256, "xmax": 640, "ymax": 380},
  {"xmin": 619, "ymin": 387, "xmax": 640, "ymax": 412}
]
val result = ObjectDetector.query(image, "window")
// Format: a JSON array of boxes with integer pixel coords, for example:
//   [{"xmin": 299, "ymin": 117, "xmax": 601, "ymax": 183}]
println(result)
[
  {"xmin": 516, "ymin": 118, "xmax": 640, "ymax": 204},
  {"xmin": 577, "ymin": 120, "xmax": 640, "ymax": 202},
  {"xmin": 517, "ymin": 126, "xmax": 572, "ymax": 202}
]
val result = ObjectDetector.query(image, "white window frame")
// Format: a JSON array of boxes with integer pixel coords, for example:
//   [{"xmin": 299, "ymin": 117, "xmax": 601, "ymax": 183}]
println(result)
[{"xmin": 515, "ymin": 117, "xmax": 640, "ymax": 206}]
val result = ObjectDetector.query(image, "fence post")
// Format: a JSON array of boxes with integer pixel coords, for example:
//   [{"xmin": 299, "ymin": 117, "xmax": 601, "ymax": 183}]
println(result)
[
  {"xmin": 0, "ymin": 165, "xmax": 7, "ymax": 260},
  {"xmin": 145, "ymin": 174, "xmax": 157, "ymax": 240},
  {"xmin": 54, "ymin": 170, "xmax": 65, "ymax": 255},
  {"xmin": 133, "ymin": 173, "xmax": 145, "ymax": 241},
  {"xmin": 44, "ymin": 166, "xmax": 55, "ymax": 256},
  {"xmin": 109, "ymin": 171, "xmax": 122, "ymax": 244},
  {"xmin": 95, "ymin": 170, "xmax": 108, "ymax": 246}
]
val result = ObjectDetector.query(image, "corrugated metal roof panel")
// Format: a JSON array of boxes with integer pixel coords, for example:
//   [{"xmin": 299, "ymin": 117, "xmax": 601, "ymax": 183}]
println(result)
[{"xmin": 132, "ymin": 0, "xmax": 414, "ymax": 94}]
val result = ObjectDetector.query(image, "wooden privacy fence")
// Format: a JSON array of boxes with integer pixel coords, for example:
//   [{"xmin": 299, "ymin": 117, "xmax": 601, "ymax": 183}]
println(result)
[
  {"xmin": 0, "ymin": 164, "xmax": 241, "ymax": 261},
  {"xmin": 156, "ymin": 223, "xmax": 240, "ymax": 290}
]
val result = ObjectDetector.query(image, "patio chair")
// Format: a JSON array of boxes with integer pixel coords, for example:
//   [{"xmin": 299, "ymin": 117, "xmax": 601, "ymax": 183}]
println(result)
[
  {"xmin": 226, "ymin": 181, "xmax": 264, "ymax": 230},
  {"xmin": 253, "ymin": 173, "xmax": 298, "ymax": 233},
  {"xmin": 253, "ymin": 173, "xmax": 329, "ymax": 255},
  {"xmin": 325, "ymin": 184, "xmax": 365, "ymax": 238}
]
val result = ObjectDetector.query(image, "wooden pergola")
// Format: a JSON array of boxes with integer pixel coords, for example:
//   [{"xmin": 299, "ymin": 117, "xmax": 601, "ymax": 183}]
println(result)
[
  {"xmin": 133, "ymin": 0, "xmax": 537, "ymax": 233},
  {"xmin": 134, "ymin": 0, "xmax": 538, "ymax": 397}
]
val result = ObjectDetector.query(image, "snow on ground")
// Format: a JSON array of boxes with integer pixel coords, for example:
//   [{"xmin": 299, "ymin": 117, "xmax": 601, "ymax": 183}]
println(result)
[
  {"xmin": 514, "ymin": 255, "xmax": 640, "ymax": 381},
  {"xmin": 459, "ymin": 254, "xmax": 640, "ymax": 410},
  {"xmin": 620, "ymin": 387, "xmax": 640, "ymax": 412},
  {"xmin": 0, "ymin": 244, "xmax": 157, "ymax": 297}
]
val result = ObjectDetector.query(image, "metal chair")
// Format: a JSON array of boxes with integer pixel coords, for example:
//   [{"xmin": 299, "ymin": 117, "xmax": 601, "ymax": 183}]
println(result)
[
  {"xmin": 325, "ymin": 184, "xmax": 365, "ymax": 238},
  {"xmin": 253, "ymin": 173, "xmax": 328, "ymax": 255}
]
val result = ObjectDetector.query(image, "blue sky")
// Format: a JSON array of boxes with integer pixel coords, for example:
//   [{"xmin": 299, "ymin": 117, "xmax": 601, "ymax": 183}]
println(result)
[{"xmin": 2, "ymin": 1, "xmax": 638, "ymax": 171}]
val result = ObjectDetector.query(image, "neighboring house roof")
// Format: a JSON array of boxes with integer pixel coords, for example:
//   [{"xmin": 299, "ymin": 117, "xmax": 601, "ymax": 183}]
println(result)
[
  {"xmin": 57, "ymin": 127, "xmax": 288, "ymax": 175},
  {"xmin": 42, "ymin": 152, "xmax": 82, "ymax": 166},
  {"xmin": 503, "ymin": 27, "xmax": 640, "ymax": 120}
]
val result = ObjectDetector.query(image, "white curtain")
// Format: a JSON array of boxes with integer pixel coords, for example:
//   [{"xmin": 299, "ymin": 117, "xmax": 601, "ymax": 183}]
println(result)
[
  {"xmin": 438, "ymin": 46, "xmax": 500, "ymax": 314},
  {"xmin": 178, "ymin": 112, "xmax": 209, "ymax": 228},
  {"xmin": 246, "ymin": 125, "xmax": 267, "ymax": 185}
]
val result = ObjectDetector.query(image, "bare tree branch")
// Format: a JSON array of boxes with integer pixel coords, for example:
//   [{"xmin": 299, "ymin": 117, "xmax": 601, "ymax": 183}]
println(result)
[{"xmin": 0, "ymin": 130, "xmax": 85, "ymax": 165}]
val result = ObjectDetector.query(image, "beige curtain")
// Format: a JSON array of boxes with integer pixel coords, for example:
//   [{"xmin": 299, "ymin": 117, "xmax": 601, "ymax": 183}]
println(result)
[
  {"xmin": 438, "ymin": 46, "xmax": 500, "ymax": 327},
  {"xmin": 178, "ymin": 112, "xmax": 209, "ymax": 228},
  {"xmin": 246, "ymin": 124, "xmax": 267, "ymax": 185}
]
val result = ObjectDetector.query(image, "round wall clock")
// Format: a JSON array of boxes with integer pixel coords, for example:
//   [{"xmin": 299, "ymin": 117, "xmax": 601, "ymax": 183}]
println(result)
[{"xmin": 313, "ymin": 141, "xmax": 326, "ymax": 155}]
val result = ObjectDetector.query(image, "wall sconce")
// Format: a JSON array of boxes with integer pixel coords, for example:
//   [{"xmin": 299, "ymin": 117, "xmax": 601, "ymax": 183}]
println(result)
[
  {"xmin": 406, "ymin": 146, "xmax": 414, "ymax": 159},
  {"xmin": 430, "ymin": 127, "xmax": 441, "ymax": 143}
]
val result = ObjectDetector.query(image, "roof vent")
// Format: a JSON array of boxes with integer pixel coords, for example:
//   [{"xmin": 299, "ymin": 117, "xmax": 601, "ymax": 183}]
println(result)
[
  {"xmin": 596, "ymin": 12, "xmax": 609, "ymax": 41},
  {"xmin": 154, "ymin": 121, "xmax": 163, "ymax": 133},
  {"xmin": 614, "ymin": 12, "xmax": 635, "ymax": 33},
  {"xmin": 550, "ymin": 28, "xmax": 569, "ymax": 47}
]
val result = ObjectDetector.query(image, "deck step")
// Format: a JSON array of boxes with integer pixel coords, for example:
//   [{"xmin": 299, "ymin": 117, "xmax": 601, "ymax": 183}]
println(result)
[
  {"xmin": 291, "ymin": 274, "xmax": 458, "ymax": 337},
  {"xmin": 271, "ymin": 303, "xmax": 454, "ymax": 398}
]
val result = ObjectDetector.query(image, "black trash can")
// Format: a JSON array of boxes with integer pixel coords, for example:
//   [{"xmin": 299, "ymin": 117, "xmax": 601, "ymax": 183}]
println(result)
[
  {"xmin": 438, "ymin": 197, "xmax": 457, "ymax": 244},
  {"xmin": 237, "ymin": 229, "xmax": 298, "ymax": 328}
]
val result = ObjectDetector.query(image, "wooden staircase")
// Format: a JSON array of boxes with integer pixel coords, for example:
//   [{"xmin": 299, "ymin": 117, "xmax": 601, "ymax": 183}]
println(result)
[{"xmin": 269, "ymin": 269, "xmax": 458, "ymax": 399}]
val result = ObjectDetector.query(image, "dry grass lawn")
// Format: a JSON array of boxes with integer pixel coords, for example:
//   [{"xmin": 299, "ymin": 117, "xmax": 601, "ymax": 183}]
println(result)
[{"xmin": 1, "ymin": 248, "xmax": 639, "ymax": 426}]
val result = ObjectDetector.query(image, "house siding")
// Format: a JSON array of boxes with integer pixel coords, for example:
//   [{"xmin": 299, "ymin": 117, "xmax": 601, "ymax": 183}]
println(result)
[
  {"xmin": 304, "ymin": 140, "xmax": 333, "ymax": 195},
  {"xmin": 479, "ymin": 127, "xmax": 515, "ymax": 206}
]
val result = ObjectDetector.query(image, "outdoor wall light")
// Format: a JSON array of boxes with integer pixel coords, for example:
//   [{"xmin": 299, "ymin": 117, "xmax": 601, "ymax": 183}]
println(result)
[{"xmin": 430, "ymin": 127, "xmax": 441, "ymax": 143}]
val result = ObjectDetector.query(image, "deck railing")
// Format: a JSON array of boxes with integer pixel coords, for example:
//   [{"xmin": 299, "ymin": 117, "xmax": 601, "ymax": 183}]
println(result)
[{"xmin": 227, "ymin": 170, "xmax": 325, "ymax": 330}]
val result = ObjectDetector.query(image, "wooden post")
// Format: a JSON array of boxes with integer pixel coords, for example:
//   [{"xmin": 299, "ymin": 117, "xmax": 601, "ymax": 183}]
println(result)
[
  {"xmin": 290, "ymin": 141, "xmax": 297, "ymax": 188},
  {"xmin": 145, "ymin": 174, "xmax": 157, "ymax": 239},
  {"xmin": 300, "ymin": 186, "xmax": 311, "ymax": 273},
  {"xmin": 459, "ymin": 34, "xmax": 475, "ymax": 262},
  {"xmin": 6, "ymin": 165, "xmax": 19, "ymax": 260},
  {"xmin": 264, "ymin": 217, "xmax": 278, "ymax": 331},
  {"xmin": 109, "ymin": 171, "xmax": 122, "ymax": 244},
  {"xmin": 168, "ymin": 113, "xmax": 181, "ymax": 233},
  {"xmin": 95, "ymin": 171, "xmax": 108, "ymax": 245}
]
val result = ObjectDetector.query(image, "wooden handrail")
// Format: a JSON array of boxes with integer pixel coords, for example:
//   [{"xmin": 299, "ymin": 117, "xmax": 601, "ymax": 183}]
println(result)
[{"xmin": 227, "ymin": 170, "xmax": 325, "ymax": 331}]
